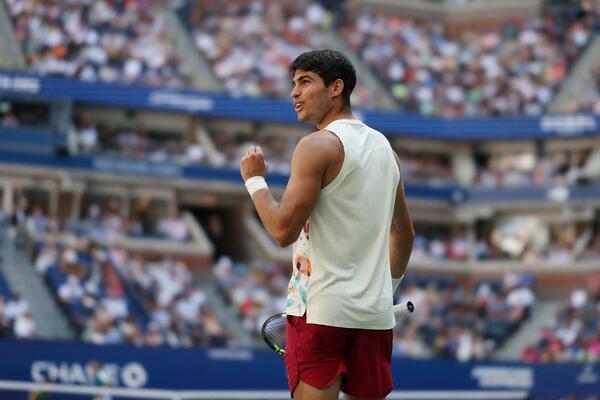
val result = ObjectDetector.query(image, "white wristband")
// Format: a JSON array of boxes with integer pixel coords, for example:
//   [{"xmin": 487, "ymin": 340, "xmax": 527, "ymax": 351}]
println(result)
[
  {"xmin": 245, "ymin": 176, "xmax": 268, "ymax": 197},
  {"xmin": 392, "ymin": 275, "xmax": 404, "ymax": 293}
]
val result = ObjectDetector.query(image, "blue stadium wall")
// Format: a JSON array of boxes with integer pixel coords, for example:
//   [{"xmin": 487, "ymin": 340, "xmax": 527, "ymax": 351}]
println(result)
[{"xmin": 0, "ymin": 340, "xmax": 598, "ymax": 399}]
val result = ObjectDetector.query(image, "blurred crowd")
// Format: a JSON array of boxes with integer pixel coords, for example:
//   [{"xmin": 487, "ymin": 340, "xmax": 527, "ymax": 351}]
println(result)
[
  {"xmin": 6, "ymin": 0, "xmax": 191, "ymax": 88},
  {"xmin": 212, "ymin": 255, "xmax": 287, "ymax": 336},
  {"xmin": 411, "ymin": 226, "xmax": 470, "ymax": 262},
  {"xmin": 395, "ymin": 149, "xmax": 455, "ymax": 185},
  {"xmin": 475, "ymin": 148, "xmax": 600, "ymax": 188},
  {"xmin": 34, "ymin": 239, "xmax": 233, "ymax": 348},
  {"xmin": 522, "ymin": 277, "xmax": 600, "ymax": 363},
  {"xmin": 476, "ymin": 218, "xmax": 600, "ymax": 264},
  {"xmin": 10, "ymin": 190, "xmax": 189, "ymax": 243},
  {"xmin": 68, "ymin": 111, "xmax": 296, "ymax": 174},
  {"xmin": 0, "ymin": 290, "xmax": 35, "ymax": 340},
  {"xmin": 4, "ymin": 0, "xmax": 600, "ymax": 116},
  {"xmin": 207, "ymin": 128, "xmax": 294, "ymax": 174},
  {"xmin": 393, "ymin": 272, "xmax": 536, "ymax": 360},
  {"xmin": 341, "ymin": 1, "xmax": 598, "ymax": 116},
  {"xmin": 411, "ymin": 218, "xmax": 600, "ymax": 264},
  {"xmin": 180, "ymin": 0, "xmax": 382, "ymax": 109},
  {"xmin": 70, "ymin": 114, "xmax": 210, "ymax": 166}
]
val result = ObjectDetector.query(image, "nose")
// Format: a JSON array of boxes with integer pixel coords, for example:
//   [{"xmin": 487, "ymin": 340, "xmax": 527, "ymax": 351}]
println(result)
[{"xmin": 290, "ymin": 85, "xmax": 300, "ymax": 99}]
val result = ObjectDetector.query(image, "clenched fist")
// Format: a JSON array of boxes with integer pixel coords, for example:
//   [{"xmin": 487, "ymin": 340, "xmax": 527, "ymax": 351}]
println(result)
[{"xmin": 240, "ymin": 145, "xmax": 269, "ymax": 181}]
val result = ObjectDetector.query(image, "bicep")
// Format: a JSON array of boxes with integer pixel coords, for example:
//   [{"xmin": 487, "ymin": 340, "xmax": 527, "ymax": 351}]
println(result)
[{"xmin": 279, "ymin": 138, "xmax": 329, "ymax": 231}]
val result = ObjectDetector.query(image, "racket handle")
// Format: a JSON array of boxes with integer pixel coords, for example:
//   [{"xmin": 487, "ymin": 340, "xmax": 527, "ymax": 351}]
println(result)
[{"xmin": 393, "ymin": 301, "xmax": 414, "ymax": 316}]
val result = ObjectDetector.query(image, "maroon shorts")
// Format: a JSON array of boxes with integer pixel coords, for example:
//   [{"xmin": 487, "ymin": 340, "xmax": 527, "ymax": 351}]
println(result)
[{"xmin": 285, "ymin": 314, "xmax": 393, "ymax": 398}]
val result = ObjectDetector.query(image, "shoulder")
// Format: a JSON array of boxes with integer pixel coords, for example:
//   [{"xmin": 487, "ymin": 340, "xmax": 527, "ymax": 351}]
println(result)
[
  {"xmin": 291, "ymin": 130, "xmax": 342, "ymax": 168},
  {"xmin": 297, "ymin": 129, "xmax": 342, "ymax": 154}
]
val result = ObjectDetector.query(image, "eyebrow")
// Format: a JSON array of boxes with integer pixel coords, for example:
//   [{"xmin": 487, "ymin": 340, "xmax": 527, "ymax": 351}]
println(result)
[{"xmin": 292, "ymin": 74, "xmax": 313, "ymax": 84}]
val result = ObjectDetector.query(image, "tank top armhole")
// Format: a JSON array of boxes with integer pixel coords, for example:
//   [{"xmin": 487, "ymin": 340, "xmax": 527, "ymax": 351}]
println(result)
[{"xmin": 320, "ymin": 128, "xmax": 350, "ymax": 195}]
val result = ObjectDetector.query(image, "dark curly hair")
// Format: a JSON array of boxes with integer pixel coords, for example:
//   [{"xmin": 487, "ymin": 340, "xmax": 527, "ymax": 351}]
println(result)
[{"xmin": 289, "ymin": 49, "xmax": 357, "ymax": 107}]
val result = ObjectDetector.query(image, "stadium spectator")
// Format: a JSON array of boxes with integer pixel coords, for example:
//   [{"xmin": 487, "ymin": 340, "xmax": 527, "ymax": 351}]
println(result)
[
  {"xmin": 4, "ymin": 293, "xmax": 30, "ymax": 321},
  {"xmin": 14, "ymin": 311, "xmax": 36, "ymax": 339},
  {"xmin": 68, "ymin": 113, "xmax": 99, "ymax": 154},
  {"xmin": 58, "ymin": 275, "xmax": 85, "ymax": 305},
  {"xmin": 157, "ymin": 212, "xmax": 189, "ymax": 241}
]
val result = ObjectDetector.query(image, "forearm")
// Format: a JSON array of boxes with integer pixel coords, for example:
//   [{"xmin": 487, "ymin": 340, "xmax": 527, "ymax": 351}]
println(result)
[
  {"xmin": 390, "ymin": 230, "xmax": 414, "ymax": 278},
  {"xmin": 251, "ymin": 189, "xmax": 297, "ymax": 247}
]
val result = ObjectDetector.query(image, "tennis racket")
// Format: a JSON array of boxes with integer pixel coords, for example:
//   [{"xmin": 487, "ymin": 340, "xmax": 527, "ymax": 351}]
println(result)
[{"xmin": 261, "ymin": 301, "xmax": 414, "ymax": 357}]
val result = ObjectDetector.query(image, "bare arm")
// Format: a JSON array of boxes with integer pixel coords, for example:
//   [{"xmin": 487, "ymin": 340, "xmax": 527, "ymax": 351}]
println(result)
[
  {"xmin": 390, "ymin": 152, "xmax": 415, "ymax": 278},
  {"xmin": 240, "ymin": 133, "xmax": 334, "ymax": 247}
]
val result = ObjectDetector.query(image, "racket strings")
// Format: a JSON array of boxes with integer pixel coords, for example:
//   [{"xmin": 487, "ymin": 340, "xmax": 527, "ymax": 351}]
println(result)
[{"xmin": 263, "ymin": 316, "xmax": 287, "ymax": 349}]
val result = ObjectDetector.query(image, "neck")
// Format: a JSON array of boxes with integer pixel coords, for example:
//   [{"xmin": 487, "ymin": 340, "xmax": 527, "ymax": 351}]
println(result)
[{"xmin": 317, "ymin": 104, "xmax": 354, "ymax": 130}]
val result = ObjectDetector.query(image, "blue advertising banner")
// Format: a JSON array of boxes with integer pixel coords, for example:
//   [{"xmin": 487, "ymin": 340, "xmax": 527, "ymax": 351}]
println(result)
[
  {"xmin": 1, "ymin": 70, "xmax": 599, "ymax": 140},
  {"xmin": 0, "ymin": 149, "xmax": 458, "ymax": 202},
  {"xmin": 0, "ymin": 340, "xmax": 598, "ymax": 399}
]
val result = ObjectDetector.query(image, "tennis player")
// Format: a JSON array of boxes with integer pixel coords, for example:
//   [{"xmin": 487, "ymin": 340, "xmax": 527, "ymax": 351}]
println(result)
[{"xmin": 240, "ymin": 49, "xmax": 414, "ymax": 400}]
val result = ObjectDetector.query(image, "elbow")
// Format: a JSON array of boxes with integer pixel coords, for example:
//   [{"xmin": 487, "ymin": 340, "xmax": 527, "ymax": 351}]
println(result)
[
  {"xmin": 275, "ymin": 238, "xmax": 294, "ymax": 248},
  {"xmin": 272, "ymin": 229, "xmax": 296, "ymax": 248}
]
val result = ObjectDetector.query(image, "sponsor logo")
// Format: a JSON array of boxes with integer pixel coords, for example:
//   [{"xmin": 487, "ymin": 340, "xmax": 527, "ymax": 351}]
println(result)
[
  {"xmin": 577, "ymin": 365, "xmax": 598, "ymax": 385},
  {"xmin": 93, "ymin": 157, "xmax": 181, "ymax": 178},
  {"xmin": 471, "ymin": 367, "xmax": 534, "ymax": 389},
  {"xmin": 0, "ymin": 74, "xmax": 40, "ymax": 93},
  {"xmin": 207, "ymin": 349, "xmax": 254, "ymax": 361},
  {"xmin": 540, "ymin": 115, "xmax": 597, "ymax": 136},
  {"xmin": 149, "ymin": 92, "xmax": 214, "ymax": 112},
  {"xmin": 31, "ymin": 361, "xmax": 147, "ymax": 388}
]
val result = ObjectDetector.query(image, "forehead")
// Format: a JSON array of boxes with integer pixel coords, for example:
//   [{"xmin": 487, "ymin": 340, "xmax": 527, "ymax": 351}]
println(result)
[{"xmin": 292, "ymin": 69, "xmax": 322, "ymax": 81}]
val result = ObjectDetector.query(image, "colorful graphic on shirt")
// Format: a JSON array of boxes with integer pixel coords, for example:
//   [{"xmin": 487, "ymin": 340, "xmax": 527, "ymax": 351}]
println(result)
[{"xmin": 287, "ymin": 222, "xmax": 311, "ymax": 316}]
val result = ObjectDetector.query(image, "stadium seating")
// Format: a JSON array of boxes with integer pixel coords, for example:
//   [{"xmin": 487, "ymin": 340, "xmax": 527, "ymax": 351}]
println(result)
[
  {"xmin": 5, "ymin": 0, "xmax": 192, "ymax": 88},
  {"xmin": 34, "ymin": 238, "xmax": 232, "ymax": 347},
  {"xmin": 393, "ymin": 273, "xmax": 536, "ymax": 360},
  {"xmin": 178, "ymin": 0, "xmax": 384, "ymax": 109},
  {"xmin": 340, "ymin": 2, "xmax": 598, "ymax": 116},
  {"xmin": 522, "ymin": 280, "xmax": 600, "ymax": 363}
]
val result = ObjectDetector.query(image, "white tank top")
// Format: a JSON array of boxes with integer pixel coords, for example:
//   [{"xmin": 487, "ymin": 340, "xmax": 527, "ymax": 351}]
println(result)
[{"xmin": 286, "ymin": 119, "xmax": 399, "ymax": 329}]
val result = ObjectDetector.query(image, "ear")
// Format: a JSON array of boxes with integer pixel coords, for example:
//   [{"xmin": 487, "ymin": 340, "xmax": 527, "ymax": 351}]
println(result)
[{"xmin": 330, "ymin": 78, "xmax": 344, "ymax": 100}]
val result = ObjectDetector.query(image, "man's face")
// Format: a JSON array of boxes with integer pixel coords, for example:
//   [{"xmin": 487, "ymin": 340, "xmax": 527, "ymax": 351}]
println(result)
[{"xmin": 290, "ymin": 70, "xmax": 331, "ymax": 124}]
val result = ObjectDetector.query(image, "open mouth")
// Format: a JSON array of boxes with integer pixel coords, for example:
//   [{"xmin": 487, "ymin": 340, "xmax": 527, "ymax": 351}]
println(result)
[{"xmin": 294, "ymin": 102, "xmax": 304, "ymax": 112}]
